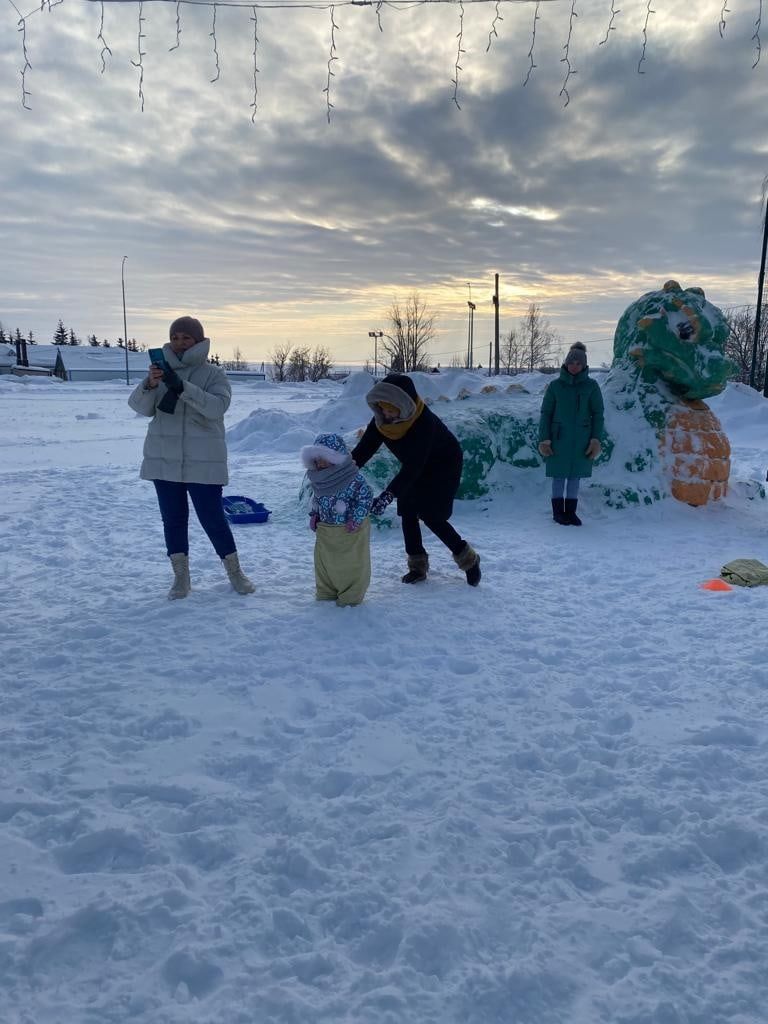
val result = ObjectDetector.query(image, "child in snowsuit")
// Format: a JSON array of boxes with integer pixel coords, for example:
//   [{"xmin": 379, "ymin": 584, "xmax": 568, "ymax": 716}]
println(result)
[{"xmin": 301, "ymin": 433, "xmax": 374, "ymax": 606}]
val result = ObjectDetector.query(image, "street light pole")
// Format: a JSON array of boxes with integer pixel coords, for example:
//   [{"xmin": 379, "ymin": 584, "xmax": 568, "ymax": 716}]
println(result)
[
  {"xmin": 121, "ymin": 256, "xmax": 129, "ymax": 386},
  {"xmin": 467, "ymin": 301, "xmax": 476, "ymax": 368},
  {"xmin": 368, "ymin": 330, "xmax": 383, "ymax": 377}
]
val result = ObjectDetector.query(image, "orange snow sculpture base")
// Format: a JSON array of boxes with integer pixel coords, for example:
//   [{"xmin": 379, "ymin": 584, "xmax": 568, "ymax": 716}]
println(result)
[{"xmin": 662, "ymin": 400, "xmax": 731, "ymax": 506}]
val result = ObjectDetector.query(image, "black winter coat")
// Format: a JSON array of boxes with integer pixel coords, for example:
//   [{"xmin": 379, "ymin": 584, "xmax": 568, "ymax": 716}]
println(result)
[{"xmin": 352, "ymin": 406, "xmax": 463, "ymax": 521}]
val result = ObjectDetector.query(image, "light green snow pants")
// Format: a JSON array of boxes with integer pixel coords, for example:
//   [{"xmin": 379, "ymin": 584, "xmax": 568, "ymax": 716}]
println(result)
[{"xmin": 314, "ymin": 518, "xmax": 371, "ymax": 607}]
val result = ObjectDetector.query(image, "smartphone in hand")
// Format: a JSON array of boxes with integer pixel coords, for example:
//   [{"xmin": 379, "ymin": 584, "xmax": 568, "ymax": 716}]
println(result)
[{"xmin": 148, "ymin": 347, "xmax": 168, "ymax": 370}]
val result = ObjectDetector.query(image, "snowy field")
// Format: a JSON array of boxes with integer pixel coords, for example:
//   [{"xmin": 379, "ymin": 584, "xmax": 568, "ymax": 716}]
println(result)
[{"xmin": 2, "ymin": 371, "xmax": 768, "ymax": 1024}]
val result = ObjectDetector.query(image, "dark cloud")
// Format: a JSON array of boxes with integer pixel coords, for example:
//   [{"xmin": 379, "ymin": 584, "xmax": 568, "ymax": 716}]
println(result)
[{"xmin": 2, "ymin": 0, "xmax": 768, "ymax": 363}]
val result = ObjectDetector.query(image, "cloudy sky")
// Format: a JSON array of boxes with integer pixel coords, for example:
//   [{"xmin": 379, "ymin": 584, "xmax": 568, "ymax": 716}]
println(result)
[{"xmin": 2, "ymin": 0, "xmax": 768, "ymax": 368}]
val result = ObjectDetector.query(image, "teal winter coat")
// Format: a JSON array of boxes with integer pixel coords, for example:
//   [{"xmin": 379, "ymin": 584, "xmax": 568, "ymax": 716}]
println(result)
[{"xmin": 538, "ymin": 367, "xmax": 605, "ymax": 479}]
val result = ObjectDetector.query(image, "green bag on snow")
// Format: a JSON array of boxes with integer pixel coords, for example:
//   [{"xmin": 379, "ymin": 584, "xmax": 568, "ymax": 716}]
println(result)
[{"xmin": 720, "ymin": 558, "xmax": 768, "ymax": 587}]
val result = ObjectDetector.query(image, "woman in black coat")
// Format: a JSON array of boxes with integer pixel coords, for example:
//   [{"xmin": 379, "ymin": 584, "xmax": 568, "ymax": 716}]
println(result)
[{"xmin": 351, "ymin": 374, "xmax": 481, "ymax": 586}]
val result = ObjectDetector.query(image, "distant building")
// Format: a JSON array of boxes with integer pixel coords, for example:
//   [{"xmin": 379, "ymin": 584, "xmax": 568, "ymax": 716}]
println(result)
[
  {"xmin": 1, "ymin": 345, "xmax": 270, "ymax": 383},
  {"xmin": 225, "ymin": 369, "xmax": 267, "ymax": 382},
  {"xmin": 1, "ymin": 344, "xmax": 150, "ymax": 382}
]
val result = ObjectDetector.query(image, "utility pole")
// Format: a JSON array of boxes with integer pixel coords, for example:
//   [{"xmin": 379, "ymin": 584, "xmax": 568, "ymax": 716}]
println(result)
[
  {"xmin": 495, "ymin": 272, "xmax": 501, "ymax": 376},
  {"xmin": 121, "ymin": 256, "xmax": 129, "ymax": 386}
]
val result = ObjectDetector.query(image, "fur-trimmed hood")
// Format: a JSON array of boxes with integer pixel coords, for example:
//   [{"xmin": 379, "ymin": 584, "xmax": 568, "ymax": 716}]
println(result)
[
  {"xmin": 365, "ymin": 375, "xmax": 419, "ymax": 425},
  {"xmin": 301, "ymin": 432, "xmax": 351, "ymax": 469}
]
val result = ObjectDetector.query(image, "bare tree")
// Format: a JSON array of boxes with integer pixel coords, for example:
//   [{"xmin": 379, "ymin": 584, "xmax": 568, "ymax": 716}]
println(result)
[
  {"xmin": 500, "ymin": 327, "xmax": 523, "ymax": 374},
  {"xmin": 724, "ymin": 305, "xmax": 768, "ymax": 386},
  {"xmin": 269, "ymin": 342, "xmax": 291, "ymax": 382},
  {"xmin": 383, "ymin": 292, "xmax": 436, "ymax": 372},
  {"xmin": 518, "ymin": 303, "xmax": 560, "ymax": 372},
  {"xmin": 449, "ymin": 353, "xmax": 465, "ymax": 369},
  {"xmin": 286, "ymin": 345, "xmax": 311, "ymax": 382},
  {"xmin": 223, "ymin": 346, "xmax": 249, "ymax": 371},
  {"xmin": 309, "ymin": 345, "xmax": 333, "ymax": 381}
]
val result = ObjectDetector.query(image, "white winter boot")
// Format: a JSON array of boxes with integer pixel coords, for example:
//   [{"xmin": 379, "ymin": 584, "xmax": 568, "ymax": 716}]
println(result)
[
  {"xmin": 168, "ymin": 553, "xmax": 191, "ymax": 600},
  {"xmin": 222, "ymin": 552, "xmax": 255, "ymax": 595}
]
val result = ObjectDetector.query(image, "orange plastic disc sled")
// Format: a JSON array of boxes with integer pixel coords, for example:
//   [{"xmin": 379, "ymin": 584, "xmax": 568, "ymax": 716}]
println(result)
[{"xmin": 698, "ymin": 578, "xmax": 734, "ymax": 591}]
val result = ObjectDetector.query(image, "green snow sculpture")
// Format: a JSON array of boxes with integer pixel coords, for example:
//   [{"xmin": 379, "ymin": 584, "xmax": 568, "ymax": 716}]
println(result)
[{"xmin": 601, "ymin": 280, "xmax": 735, "ymax": 507}]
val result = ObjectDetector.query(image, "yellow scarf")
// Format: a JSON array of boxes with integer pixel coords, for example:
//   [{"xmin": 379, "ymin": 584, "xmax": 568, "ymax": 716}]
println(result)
[{"xmin": 377, "ymin": 398, "xmax": 425, "ymax": 440}]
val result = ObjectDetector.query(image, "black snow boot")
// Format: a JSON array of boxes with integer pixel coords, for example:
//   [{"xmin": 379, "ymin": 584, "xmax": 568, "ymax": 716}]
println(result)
[
  {"xmin": 402, "ymin": 553, "xmax": 429, "ymax": 584},
  {"xmin": 454, "ymin": 543, "xmax": 481, "ymax": 587},
  {"xmin": 563, "ymin": 498, "xmax": 582, "ymax": 526},
  {"xmin": 551, "ymin": 498, "xmax": 569, "ymax": 525}
]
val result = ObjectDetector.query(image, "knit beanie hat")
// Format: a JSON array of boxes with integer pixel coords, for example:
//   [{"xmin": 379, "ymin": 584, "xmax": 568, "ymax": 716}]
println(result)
[
  {"xmin": 169, "ymin": 316, "xmax": 205, "ymax": 344},
  {"xmin": 564, "ymin": 342, "xmax": 587, "ymax": 369}
]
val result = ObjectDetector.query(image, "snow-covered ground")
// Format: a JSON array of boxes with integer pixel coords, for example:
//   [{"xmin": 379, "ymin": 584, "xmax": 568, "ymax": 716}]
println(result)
[{"xmin": 2, "ymin": 371, "xmax": 768, "ymax": 1024}]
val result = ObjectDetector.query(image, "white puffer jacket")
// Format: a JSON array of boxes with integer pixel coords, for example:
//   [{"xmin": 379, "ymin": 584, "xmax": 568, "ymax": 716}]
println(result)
[{"xmin": 128, "ymin": 338, "xmax": 231, "ymax": 485}]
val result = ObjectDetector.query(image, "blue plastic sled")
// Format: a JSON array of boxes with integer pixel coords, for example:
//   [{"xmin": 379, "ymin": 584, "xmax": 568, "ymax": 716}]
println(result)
[{"xmin": 222, "ymin": 495, "xmax": 271, "ymax": 524}]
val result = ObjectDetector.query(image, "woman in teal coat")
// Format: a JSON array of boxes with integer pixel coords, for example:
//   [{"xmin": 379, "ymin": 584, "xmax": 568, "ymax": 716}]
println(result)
[{"xmin": 537, "ymin": 342, "xmax": 604, "ymax": 525}]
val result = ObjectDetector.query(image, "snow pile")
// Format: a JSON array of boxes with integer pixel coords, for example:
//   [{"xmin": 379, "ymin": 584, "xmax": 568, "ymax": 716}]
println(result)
[{"xmin": 227, "ymin": 370, "xmax": 764, "ymax": 508}]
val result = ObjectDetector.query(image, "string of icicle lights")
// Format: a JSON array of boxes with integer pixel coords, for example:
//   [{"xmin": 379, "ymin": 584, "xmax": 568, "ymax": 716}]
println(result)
[{"xmin": 8, "ymin": 0, "xmax": 767, "ymax": 121}]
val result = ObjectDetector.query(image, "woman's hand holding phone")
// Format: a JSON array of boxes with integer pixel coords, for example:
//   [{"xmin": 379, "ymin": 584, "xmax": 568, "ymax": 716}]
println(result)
[{"xmin": 147, "ymin": 347, "xmax": 167, "ymax": 388}]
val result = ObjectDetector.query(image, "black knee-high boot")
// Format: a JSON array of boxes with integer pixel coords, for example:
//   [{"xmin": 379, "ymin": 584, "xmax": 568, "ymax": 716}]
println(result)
[
  {"xmin": 563, "ymin": 498, "xmax": 582, "ymax": 526},
  {"xmin": 551, "ymin": 498, "xmax": 569, "ymax": 525}
]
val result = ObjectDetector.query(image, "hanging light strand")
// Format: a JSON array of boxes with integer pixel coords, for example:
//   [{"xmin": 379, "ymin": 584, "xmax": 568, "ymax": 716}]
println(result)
[
  {"xmin": 485, "ymin": 0, "xmax": 503, "ymax": 53},
  {"xmin": 322, "ymin": 4, "xmax": 339, "ymax": 123},
  {"xmin": 16, "ymin": 7, "xmax": 33, "ymax": 110},
  {"xmin": 559, "ymin": 0, "xmax": 577, "ymax": 106},
  {"xmin": 753, "ymin": 0, "xmax": 763, "ymax": 68},
  {"xmin": 169, "ymin": 0, "xmax": 182, "ymax": 50},
  {"xmin": 451, "ymin": 0, "xmax": 465, "ymax": 109},
  {"xmin": 250, "ymin": 5, "xmax": 259, "ymax": 120},
  {"xmin": 637, "ymin": 0, "xmax": 654, "ymax": 74},
  {"xmin": 598, "ymin": 0, "xmax": 619, "ymax": 45},
  {"xmin": 97, "ymin": 0, "xmax": 112, "ymax": 70},
  {"xmin": 523, "ymin": 0, "xmax": 540, "ymax": 86},
  {"xmin": 129, "ymin": 1, "xmax": 147, "ymax": 110},
  {"xmin": 210, "ymin": 4, "xmax": 221, "ymax": 81}
]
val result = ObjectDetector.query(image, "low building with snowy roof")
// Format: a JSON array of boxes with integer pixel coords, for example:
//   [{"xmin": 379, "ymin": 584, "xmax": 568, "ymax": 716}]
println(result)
[{"xmin": 6, "ymin": 345, "xmax": 150, "ymax": 382}]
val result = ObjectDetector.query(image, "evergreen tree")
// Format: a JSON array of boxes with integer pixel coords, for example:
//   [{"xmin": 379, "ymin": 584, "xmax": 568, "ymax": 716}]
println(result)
[
  {"xmin": 27, "ymin": 330, "xmax": 36, "ymax": 345},
  {"xmin": 68, "ymin": 327, "xmax": 80, "ymax": 346},
  {"xmin": 0, "ymin": 322, "xmax": 6, "ymax": 344},
  {"xmin": 103, "ymin": 338, "xmax": 111, "ymax": 348},
  {"xmin": 88, "ymin": 334, "xmax": 99, "ymax": 346},
  {"xmin": 53, "ymin": 320, "xmax": 68, "ymax": 345}
]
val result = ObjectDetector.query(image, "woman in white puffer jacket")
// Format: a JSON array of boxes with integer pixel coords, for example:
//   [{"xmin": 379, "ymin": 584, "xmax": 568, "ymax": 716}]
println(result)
[{"xmin": 128, "ymin": 315, "xmax": 255, "ymax": 599}]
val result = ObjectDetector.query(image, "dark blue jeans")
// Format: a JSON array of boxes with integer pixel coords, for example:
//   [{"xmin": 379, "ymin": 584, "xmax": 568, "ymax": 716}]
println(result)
[
  {"xmin": 551, "ymin": 477, "xmax": 581, "ymax": 500},
  {"xmin": 153, "ymin": 480, "xmax": 236, "ymax": 559}
]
